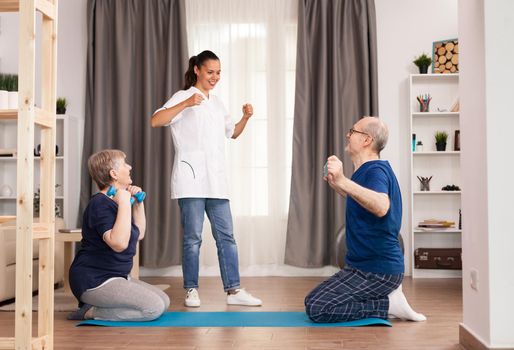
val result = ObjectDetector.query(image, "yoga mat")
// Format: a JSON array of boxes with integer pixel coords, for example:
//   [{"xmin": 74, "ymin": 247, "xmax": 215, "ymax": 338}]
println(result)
[{"xmin": 78, "ymin": 312, "xmax": 391, "ymax": 327}]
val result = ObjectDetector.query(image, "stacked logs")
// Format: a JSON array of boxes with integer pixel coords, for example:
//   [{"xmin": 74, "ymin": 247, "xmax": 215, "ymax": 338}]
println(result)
[{"xmin": 433, "ymin": 40, "xmax": 459, "ymax": 74}]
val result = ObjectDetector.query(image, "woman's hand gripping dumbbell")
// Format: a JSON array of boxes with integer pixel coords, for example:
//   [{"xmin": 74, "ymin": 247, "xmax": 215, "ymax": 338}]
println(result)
[{"xmin": 107, "ymin": 185, "xmax": 146, "ymax": 205}]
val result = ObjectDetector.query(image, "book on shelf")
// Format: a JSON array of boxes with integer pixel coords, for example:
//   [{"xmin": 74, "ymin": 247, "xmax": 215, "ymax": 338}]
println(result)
[
  {"xmin": 418, "ymin": 219, "xmax": 455, "ymax": 228},
  {"xmin": 416, "ymin": 227, "xmax": 458, "ymax": 232}
]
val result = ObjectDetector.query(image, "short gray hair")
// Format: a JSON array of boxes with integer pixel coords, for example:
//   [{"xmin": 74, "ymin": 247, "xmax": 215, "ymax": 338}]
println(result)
[
  {"xmin": 88, "ymin": 149, "xmax": 126, "ymax": 190},
  {"xmin": 362, "ymin": 116, "xmax": 389, "ymax": 154}
]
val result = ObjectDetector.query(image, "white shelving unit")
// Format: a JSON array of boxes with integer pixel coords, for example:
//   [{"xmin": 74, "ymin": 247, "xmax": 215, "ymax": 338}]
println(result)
[
  {"xmin": 0, "ymin": 114, "xmax": 80, "ymax": 227},
  {"xmin": 409, "ymin": 73, "xmax": 462, "ymax": 278}
]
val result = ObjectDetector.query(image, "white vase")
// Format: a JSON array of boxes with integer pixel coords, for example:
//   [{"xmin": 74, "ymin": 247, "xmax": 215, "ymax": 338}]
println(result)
[
  {"xmin": 8, "ymin": 91, "xmax": 18, "ymax": 109},
  {"xmin": 0, "ymin": 184, "xmax": 13, "ymax": 197},
  {"xmin": 0, "ymin": 90, "xmax": 8, "ymax": 109}
]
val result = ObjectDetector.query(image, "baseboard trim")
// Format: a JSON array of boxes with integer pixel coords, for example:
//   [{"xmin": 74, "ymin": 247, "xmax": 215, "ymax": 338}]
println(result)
[
  {"xmin": 460, "ymin": 324, "xmax": 514, "ymax": 350},
  {"xmin": 460, "ymin": 324, "xmax": 489, "ymax": 350}
]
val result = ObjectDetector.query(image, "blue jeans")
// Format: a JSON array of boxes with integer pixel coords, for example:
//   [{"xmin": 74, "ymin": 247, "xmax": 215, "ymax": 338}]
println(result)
[{"xmin": 178, "ymin": 198, "xmax": 240, "ymax": 291}]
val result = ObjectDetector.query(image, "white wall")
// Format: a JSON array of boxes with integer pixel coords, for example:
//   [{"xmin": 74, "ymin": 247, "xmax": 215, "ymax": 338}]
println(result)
[
  {"xmin": 56, "ymin": 0, "xmax": 87, "ymax": 119},
  {"xmin": 459, "ymin": 0, "xmax": 490, "ymax": 343},
  {"xmin": 460, "ymin": 0, "xmax": 514, "ymax": 347},
  {"xmin": 485, "ymin": 0, "xmax": 514, "ymax": 342},
  {"xmin": 375, "ymin": 0, "xmax": 458, "ymax": 275},
  {"xmin": 0, "ymin": 13, "xmax": 17, "ymax": 74}
]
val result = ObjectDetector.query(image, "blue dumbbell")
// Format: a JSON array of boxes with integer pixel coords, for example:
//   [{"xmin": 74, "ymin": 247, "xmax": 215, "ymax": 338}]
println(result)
[{"xmin": 107, "ymin": 186, "xmax": 146, "ymax": 205}]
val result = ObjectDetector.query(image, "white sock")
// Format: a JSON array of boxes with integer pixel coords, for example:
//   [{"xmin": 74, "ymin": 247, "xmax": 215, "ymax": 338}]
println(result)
[{"xmin": 388, "ymin": 286, "xmax": 427, "ymax": 322}]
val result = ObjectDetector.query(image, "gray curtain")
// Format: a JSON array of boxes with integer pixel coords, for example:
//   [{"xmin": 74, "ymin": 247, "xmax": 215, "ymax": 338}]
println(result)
[
  {"xmin": 285, "ymin": 0, "xmax": 378, "ymax": 267},
  {"xmin": 80, "ymin": 0, "xmax": 189, "ymax": 267}
]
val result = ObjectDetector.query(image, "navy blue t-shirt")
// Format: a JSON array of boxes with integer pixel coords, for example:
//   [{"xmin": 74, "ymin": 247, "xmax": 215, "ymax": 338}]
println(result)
[
  {"xmin": 69, "ymin": 193, "xmax": 140, "ymax": 301},
  {"xmin": 345, "ymin": 160, "xmax": 404, "ymax": 274}
]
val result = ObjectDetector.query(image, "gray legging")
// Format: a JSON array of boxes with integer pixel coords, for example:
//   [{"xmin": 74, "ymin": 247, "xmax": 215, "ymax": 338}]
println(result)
[{"xmin": 81, "ymin": 277, "xmax": 170, "ymax": 321}]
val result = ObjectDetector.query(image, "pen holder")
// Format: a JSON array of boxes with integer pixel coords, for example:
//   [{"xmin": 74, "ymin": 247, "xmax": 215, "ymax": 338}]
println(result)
[
  {"xmin": 417, "ymin": 94, "xmax": 431, "ymax": 112},
  {"xmin": 418, "ymin": 99, "xmax": 430, "ymax": 112},
  {"xmin": 417, "ymin": 176, "xmax": 432, "ymax": 191}
]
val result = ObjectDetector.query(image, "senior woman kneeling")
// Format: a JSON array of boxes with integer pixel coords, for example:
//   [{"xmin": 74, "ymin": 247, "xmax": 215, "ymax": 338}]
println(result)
[{"xmin": 67, "ymin": 149, "xmax": 169, "ymax": 321}]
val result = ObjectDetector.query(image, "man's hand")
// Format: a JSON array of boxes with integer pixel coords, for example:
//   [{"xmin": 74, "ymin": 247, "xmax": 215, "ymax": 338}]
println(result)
[
  {"xmin": 185, "ymin": 93, "xmax": 204, "ymax": 107},
  {"xmin": 324, "ymin": 155, "xmax": 346, "ymax": 189},
  {"xmin": 242, "ymin": 103, "xmax": 253, "ymax": 120}
]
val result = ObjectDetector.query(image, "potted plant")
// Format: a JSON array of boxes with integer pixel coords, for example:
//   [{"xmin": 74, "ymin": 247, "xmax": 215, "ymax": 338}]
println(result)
[
  {"xmin": 5, "ymin": 74, "xmax": 18, "ymax": 109},
  {"xmin": 435, "ymin": 131, "xmax": 448, "ymax": 151},
  {"xmin": 0, "ymin": 74, "xmax": 8, "ymax": 109},
  {"xmin": 413, "ymin": 53, "xmax": 432, "ymax": 74},
  {"xmin": 56, "ymin": 97, "xmax": 67, "ymax": 114}
]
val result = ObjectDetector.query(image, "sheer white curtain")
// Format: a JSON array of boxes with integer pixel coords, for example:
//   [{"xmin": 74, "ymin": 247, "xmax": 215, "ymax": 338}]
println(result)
[
  {"xmin": 141, "ymin": 0, "xmax": 338, "ymax": 277},
  {"xmin": 185, "ymin": 0, "xmax": 298, "ymax": 275}
]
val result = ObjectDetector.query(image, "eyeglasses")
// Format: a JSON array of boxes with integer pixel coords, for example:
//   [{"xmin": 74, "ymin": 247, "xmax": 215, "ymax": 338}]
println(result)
[{"xmin": 348, "ymin": 128, "xmax": 371, "ymax": 137}]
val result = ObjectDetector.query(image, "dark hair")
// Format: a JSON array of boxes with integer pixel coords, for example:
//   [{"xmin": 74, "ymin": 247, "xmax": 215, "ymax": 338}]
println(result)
[{"xmin": 183, "ymin": 50, "xmax": 220, "ymax": 90}]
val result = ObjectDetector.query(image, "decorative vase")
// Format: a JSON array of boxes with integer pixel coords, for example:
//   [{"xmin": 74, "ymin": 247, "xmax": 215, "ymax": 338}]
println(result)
[
  {"xmin": 0, "ymin": 184, "xmax": 13, "ymax": 197},
  {"xmin": 419, "ymin": 101, "xmax": 430, "ymax": 112},
  {"xmin": 8, "ymin": 91, "xmax": 18, "ymax": 109},
  {"xmin": 436, "ymin": 142, "xmax": 447, "ymax": 151},
  {"xmin": 34, "ymin": 144, "xmax": 60, "ymax": 156},
  {"xmin": 0, "ymin": 90, "xmax": 8, "ymax": 109},
  {"xmin": 56, "ymin": 106, "xmax": 66, "ymax": 114},
  {"xmin": 454, "ymin": 130, "xmax": 460, "ymax": 151},
  {"xmin": 419, "ymin": 65, "xmax": 429, "ymax": 74}
]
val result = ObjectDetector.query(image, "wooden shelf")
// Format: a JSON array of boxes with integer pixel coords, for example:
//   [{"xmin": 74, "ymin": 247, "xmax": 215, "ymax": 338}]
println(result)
[
  {"xmin": 0, "ymin": 196, "xmax": 64, "ymax": 200},
  {"xmin": 0, "ymin": 215, "xmax": 16, "ymax": 224},
  {"xmin": 413, "ymin": 191, "xmax": 461, "ymax": 195},
  {"xmin": 412, "ymin": 112, "xmax": 459, "ymax": 117},
  {"xmin": 0, "ymin": 156, "xmax": 64, "ymax": 160},
  {"xmin": 0, "ymin": 109, "xmax": 17, "ymax": 120},
  {"xmin": 414, "ymin": 229, "xmax": 461, "ymax": 233},
  {"xmin": 411, "ymin": 73, "xmax": 459, "ymax": 79},
  {"xmin": 0, "ymin": 1, "xmax": 19, "ymax": 12},
  {"xmin": 0, "ymin": 109, "xmax": 60, "ymax": 128},
  {"xmin": 413, "ymin": 151, "xmax": 460, "ymax": 155},
  {"xmin": 0, "ymin": 110, "xmax": 65, "ymax": 121},
  {"xmin": 1, "ymin": 0, "xmax": 60, "ymax": 348}
]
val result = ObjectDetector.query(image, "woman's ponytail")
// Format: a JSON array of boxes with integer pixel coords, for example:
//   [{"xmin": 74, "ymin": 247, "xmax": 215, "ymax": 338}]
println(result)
[{"xmin": 183, "ymin": 56, "xmax": 198, "ymax": 90}]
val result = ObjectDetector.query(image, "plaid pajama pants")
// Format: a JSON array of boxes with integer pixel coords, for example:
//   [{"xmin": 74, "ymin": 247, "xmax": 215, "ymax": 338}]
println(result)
[{"xmin": 305, "ymin": 266, "xmax": 403, "ymax": 323}]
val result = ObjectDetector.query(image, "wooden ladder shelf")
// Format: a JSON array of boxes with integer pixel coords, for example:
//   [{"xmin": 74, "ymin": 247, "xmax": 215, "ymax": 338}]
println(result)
[{"xmin": 0, "ymin": 0, "xmax": 58, "ymax": 349}]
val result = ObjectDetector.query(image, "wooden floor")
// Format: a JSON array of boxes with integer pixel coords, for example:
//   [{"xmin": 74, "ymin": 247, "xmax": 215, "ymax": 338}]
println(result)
[{"xmin": 0, "ymin": 276, "xmax": 463, "ymax": 349}]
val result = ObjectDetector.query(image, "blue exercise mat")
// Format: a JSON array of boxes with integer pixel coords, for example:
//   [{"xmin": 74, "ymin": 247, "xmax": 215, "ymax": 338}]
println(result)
[{"xmin": 77, "ymin": 312, "xmax": 391, "ymax": 328}]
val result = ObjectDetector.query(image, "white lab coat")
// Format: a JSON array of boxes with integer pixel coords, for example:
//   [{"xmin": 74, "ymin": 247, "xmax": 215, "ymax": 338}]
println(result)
[{"xmin": 155, "ymin": 87, "xmax": 235, "ymax": 199}]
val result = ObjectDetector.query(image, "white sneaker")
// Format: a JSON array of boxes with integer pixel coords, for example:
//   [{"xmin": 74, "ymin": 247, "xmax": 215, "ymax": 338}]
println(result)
[
  {"xmin": 184, "ymin": 288, "xmax": 201, "ymax": 307},
  {"xmin": 227, "ymin": 288, "xmax": 262, "ymax": 306}
]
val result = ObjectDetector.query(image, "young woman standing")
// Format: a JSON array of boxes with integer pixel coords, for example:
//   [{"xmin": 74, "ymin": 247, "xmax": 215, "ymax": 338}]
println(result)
[{"xmin": 151, "ymin": 50, "xmax": 261, "ymax": 307}]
